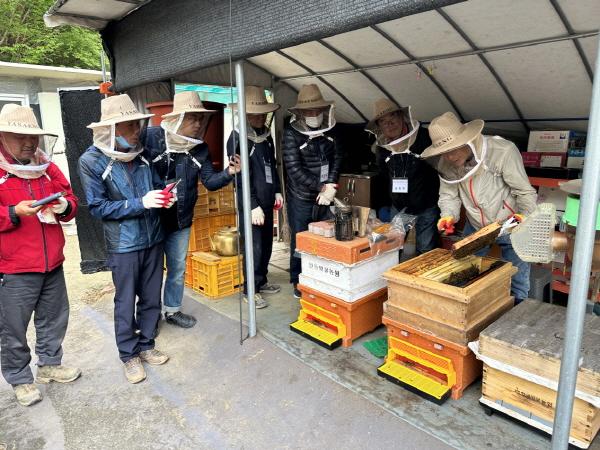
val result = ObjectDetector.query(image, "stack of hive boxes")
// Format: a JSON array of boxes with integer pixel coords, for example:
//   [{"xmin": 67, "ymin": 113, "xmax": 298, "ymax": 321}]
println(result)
[
  {"xmin": 290, "ymin": 231, "xmax": 402, "ymax": 349},
  {"xmin": 380, "ymin": 248, "xmax": 516, "ymax": 402},
  {"xmin": 477, "ymin": 300, "xmax": 600, "ymax": 448},
  {"xmin": 185, "ymin": 182, "xmax": 242, "ymax": 299}
]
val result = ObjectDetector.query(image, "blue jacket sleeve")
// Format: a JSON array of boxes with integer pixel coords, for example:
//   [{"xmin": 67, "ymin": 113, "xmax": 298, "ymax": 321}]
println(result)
[
  {"xmin": 198, "ymin": 146, "xmax": 233, "ymax": 192},
  {"xmin": 78, "ymin": 154, "xmax": 146, "ymax": 221}
]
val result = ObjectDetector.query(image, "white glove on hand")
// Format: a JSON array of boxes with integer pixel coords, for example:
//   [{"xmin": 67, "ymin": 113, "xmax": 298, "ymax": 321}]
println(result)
[
  {"xmin": 316, "ymin": 183, "xmax": 337, "ymax": 206},
  {"xmin": 274, "ymin": 193, "xmax": 284, "ymax": 211},
  {"xmin": 50, "ymin": 196, "xmax": 69, "ymax": 215},
  {"xmin": 142, "ymin": 190, "xmax": 167, "ymax": 209},
  {"xmin": 251, "ymin": 206, "xmax": 265, "ymax": 226}
]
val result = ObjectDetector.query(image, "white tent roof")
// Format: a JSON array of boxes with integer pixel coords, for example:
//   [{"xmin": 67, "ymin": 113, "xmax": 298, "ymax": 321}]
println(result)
[{"xmin": 44, "ymin": 0, "xmax": 599, "ymax": 138}]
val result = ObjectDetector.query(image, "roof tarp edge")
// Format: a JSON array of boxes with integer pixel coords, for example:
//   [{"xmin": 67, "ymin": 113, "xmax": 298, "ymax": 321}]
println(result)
[{"xmin": 102, "ymin": 0, "xmax": 465, "ymax": 91}]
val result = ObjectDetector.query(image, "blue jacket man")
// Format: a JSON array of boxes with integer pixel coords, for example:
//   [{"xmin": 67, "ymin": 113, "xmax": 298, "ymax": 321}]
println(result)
[
  {"xmin": 79, "ymin": 94, "xmax": 171, "ymax": 384},
  {"xmin": 226, "ymin": 86, "xmax": 283, "ymax": 309},
  {"xmin": 142, "ymin": 91, "xmax": 240, "ymax": 328}
]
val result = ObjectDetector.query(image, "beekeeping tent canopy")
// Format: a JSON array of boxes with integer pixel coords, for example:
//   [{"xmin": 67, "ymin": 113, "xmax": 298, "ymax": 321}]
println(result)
[{"xmin": 45, "ymin": 0, "xmax": 598, "ymax": 139}]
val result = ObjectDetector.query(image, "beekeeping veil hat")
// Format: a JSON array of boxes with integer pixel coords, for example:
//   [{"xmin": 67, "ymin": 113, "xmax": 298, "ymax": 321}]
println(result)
[
  {"xmin": 366, "ymin": 98, "xmax": 420, "ymax": 155},
  {"xmin": 289, "ymin": 84, "xmax": 336, "ymax": 137},
  {"xmin": 230, "ymin": 86, "xmax": 280, "ymax": 143},
  {"xmin": 422, "ymin": 112, "xmax": 485, "ymax": 184},
  {"xmin": 0, "ymin": 103, "xmax": 57, "ymax": 179},
  {"xmin": 87, "ymin": 94, "xmax": 153, "ymax": 162},
  {"xmin": 160, "ymin": 91, "xmax": 215, "ymax": 152}
]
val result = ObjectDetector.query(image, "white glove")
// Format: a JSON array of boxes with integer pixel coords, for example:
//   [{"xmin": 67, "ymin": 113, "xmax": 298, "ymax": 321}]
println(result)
[
  {"xmin": 164, "ymin": 193, "xmax": 176, "ymax": 209},
  {"xmin": 50, "ymin": 196, "xmax": 69, "ymax": 214},
  {"xmin": 251, "ymin": 206, "xmax": 265, "ymax": 226},
  {"xmin": 274, "ymin": 193, "xmax": 284, "ymax": 211},
  {"xmin": 316, "ymin": 183, "xmax": 337, "ymax": 206},
  {"xmin": 142, "ymin": 190, "xmax": 167, "ymax": 209}
]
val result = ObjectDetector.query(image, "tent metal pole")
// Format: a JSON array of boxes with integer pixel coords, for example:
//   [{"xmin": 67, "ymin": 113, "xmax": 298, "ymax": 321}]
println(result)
[
  {"xmin": 551, "ymin": 34, "xmax": 600, "ymax": 449},
  {"xmin": 234, "ymin": 60, "xmax": 256, "ymax": 338}
]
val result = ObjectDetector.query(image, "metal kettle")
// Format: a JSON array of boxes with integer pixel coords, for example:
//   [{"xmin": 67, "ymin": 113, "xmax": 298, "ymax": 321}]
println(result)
[{"xmin": 209, "ymin": 226, "xmax": 239, "ymax": 256}]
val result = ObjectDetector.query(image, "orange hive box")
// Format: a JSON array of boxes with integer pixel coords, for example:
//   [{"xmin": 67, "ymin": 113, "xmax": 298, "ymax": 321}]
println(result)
[
  {"xmin": 381, "ymin": 316, "xmax": 482, "ymax": 401},
  {"xmin": 296, "ymin": 231, "xmax": 402, "ymax": 265},
  {"xmin": 295, "ymin": 283, "xmax": 387, "ymax": 348}
]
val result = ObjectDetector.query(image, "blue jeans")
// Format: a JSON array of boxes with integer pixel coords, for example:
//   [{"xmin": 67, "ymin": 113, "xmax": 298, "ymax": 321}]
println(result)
[
  {"xmin": 163, "ymin": 227, "xmax": 192, "ymax": 313},
  {"xmin": 463, "ymin": 221, "xmax": 530, "ymax": 301},
  {"xmin": 413, "ymin": 206, "xmax": 440, "ymax": 255}
]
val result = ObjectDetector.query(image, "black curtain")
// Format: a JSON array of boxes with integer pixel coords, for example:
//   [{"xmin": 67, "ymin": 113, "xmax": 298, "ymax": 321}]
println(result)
[{"xmin": 59, "ymin": 89, "xmax": 108, "ymax": 274}]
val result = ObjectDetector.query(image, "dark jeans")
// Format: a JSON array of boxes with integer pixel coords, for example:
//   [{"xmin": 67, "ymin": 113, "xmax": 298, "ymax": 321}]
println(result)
[
  {"xmin": 239, "ymin": 208, "xmax": 274, "ymax": 294},
  {"xmin": 0, "ymin": 266, "xmax": 69, "ymax": 385},
  {"xmin": 107, "ymin": 244, "xmax": 164, "ymax": 363},
  {"xmin": 287, "ymin": 196, "xmax": 331, "ymax": 284},
  {"xmin": 463, "ymin": 221, "xmax": 530, "ymax": 300},
  {"xmin": 412, "ymin": 206, "xmax": 441, "ymax": 254}
]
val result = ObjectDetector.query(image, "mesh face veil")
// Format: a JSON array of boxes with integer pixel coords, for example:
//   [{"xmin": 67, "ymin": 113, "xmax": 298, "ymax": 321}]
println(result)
[
  {"xmin": 0, "ymin": 133, "xmax": 57, "ymax": 179},
  {"xmin": 92, "ymin": 122, "xmax": 146, "ymax": 162},
  {"xmin": 434, "ymin": 135, "xmax": 487, "ymax": 184},
  {"xmin": 161, "ymin": 112, "xmax": 209, "ymax": 152},
  {"xmin": 289, "ymin": 104, "xmax": 336, "ymax": 137}
]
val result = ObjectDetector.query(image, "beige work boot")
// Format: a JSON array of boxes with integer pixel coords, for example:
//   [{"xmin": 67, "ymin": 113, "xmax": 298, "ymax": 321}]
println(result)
[
  {"xmin": 139, "ymin": 349, "xmax": 169, "ymax": 366},
  {"xmin": 13, "ymin": 383, "xmax": 42, "ymax": 407},
  {"xmin": 36, "ymin": 365, "xmax": 82, "ymax": 384},
  {"xmin": 124, "ymin": 357, "xmax": 146, "ymax": 384}
]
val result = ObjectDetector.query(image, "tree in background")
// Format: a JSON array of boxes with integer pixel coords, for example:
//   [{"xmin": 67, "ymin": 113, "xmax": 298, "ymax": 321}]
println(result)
[{"xmin": 0, "ymin": 0, "xmax": 102, "ymax": 69}]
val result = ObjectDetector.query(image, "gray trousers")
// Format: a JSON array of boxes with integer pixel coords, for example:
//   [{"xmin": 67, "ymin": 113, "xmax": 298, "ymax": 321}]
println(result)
[{"xmin": 0, "ymin": 266, "xmax": 69, "ymax": 386}]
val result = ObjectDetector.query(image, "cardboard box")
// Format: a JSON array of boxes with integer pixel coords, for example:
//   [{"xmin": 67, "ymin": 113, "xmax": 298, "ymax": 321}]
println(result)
[
  {"xmin": 527, "ymin": 130, "xmax": 587, "ymax": 153},
  {"xmin": 539, "ymin": 152, "xmax": 566, "ymax": 168},
  {"xmin": 567, "ymin": 156, "xmax": 585, "ymax": 169}
]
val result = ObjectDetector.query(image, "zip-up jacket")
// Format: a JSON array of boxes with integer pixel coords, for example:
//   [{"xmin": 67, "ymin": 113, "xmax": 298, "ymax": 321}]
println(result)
[
  {"xmin": 282, "ymin": 126, "xmax": 343, "ymax": 202},
  {"xmin": 142, "ymin": 127, "xmax": 233, "ymax": 233},
  {"xmin": 78, "ymin": 146, "xmax": 164, "ymax": 253},
  {"xmin": 0, "ymin": 163, "xmax": 78, "ymax": 274},
  {"xmin": 226, "ymin": 130, "xmax": 281, "ymax": 211},
  {"xmin": 437, "ymin": 135, "xmax": 537, "ymax": 229}
]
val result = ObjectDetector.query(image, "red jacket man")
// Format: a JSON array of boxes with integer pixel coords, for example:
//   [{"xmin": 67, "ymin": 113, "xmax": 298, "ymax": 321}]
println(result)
[{"xmin": 0, "ymin": 104, "xmax": 81, "ymax": 407}]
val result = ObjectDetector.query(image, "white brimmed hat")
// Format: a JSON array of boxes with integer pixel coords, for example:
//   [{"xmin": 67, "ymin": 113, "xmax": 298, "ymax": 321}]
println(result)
[
  {"xmin": 366, "ymin": 98, "xmax": 409, "ymax": 133},
  {"xmin": 421, "ymin": 112, "xmax": 484, "ymax": 159},
  {"xmin": 0, "ymin": 104, "xmax": 49, "ymax": 135},
  {"xmin": 289, "ymin": 84, "xmax": 333, "ymax": 111},
  {"xmin": 87, "ymin": 94, "xmax": 154, "ymax": 129},
  {"xmin": 162, "ymin": 91, "xmax": 216, "ymax": 118},
  {"xmin": 231, "ymin": 86, "xmax": 280, "ymax": 114}
]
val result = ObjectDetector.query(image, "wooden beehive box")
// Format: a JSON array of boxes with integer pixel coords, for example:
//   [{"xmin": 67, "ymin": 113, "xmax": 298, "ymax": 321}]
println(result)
[
  {"xmin": 383, "ymin": 248, "xmax": 516, "ymax": 332},
  {"xmin": 479, "ymin": 300, "xmax": 600, "ymax": 448}
]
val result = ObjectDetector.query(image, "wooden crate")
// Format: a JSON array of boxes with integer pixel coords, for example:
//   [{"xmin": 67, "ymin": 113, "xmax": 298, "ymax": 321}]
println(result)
[
  {"xmin": 208, "ymin": 183, "xmax": 235, "ymax": 214},
  {"xmin": 482, "ymin": 365, "xmax": 600, "ymax": 448},
  {"xmin": 383, "ymin": 295, "xmax": 514, "ymax": 346},
  {"xmin": 297, "ymin": 283, "xmax": 386, "ymax": 347},
  {"xmin": 479, "ymin": 299, "xmax": 600, "ymax": 399},
  {"xmin": 296, "ymin": 231, "xmax": 403, "ymax": 265},
  {"xmin": 383, "ymin": 317, "xmax": 482, "ymax": 400},
  {"xmin": 190, "ymin": 252, "xmax": 243, "ymax": 299},
  {"xmin": 383, "ymin": 248, "xmax": 516, "ymax": 331}
]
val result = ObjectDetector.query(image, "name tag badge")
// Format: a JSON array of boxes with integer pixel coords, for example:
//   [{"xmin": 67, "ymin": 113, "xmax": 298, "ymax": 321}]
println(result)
[
  {"xmin": 392, "ymin": 178, "xmax": 409, "ymax": 193},
  {"xmin": 320, "ymin": 164, "xmax": 329, "ymax": 182},
  {"xmin": 265, "ymin": 164, "xmax": 273, "ymax": 184}
]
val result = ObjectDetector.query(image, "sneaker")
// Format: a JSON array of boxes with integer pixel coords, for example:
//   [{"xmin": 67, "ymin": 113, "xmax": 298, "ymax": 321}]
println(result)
[
  {"xmin": 244, "ymin": 293, "xmax": 269, "ymax": 309},
  {"xmin": 293, "ymin": 284, "xmax": 301, "ymax": 299},
  {"xmin": 165, "ymin": 311, "xmax": 197, "ymax": 328},
  {"xmin": 13, "ymin": 384, "xmax": 42, "ymax": 407},
  {"xmin": 259, "ymin": 283, "xmax": 281, "ymax": 294},
  {"xmin": 36, "ymin": 365, "xmax": 82, "ymax": 384},
  {"xmin": 139, "ymin": 349, "xmax": 169, "ymax": 365},
  {"xmin": 124, "ymin": 357, "xmax": 146, "ymax": 384}
]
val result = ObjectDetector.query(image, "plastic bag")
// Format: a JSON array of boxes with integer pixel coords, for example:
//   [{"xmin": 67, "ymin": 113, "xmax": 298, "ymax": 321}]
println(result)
[{"xmin": 390, "ymin": 212, "xmax": 417, "ymax": 234}]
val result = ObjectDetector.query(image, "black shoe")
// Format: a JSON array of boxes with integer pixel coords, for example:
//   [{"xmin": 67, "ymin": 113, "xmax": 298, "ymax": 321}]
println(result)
[
  {"xmin": 165, "ymin": 312, "xmax": 197, "ymax": 328},
  {"xmin": 293, "ymin": 284, "xmax": 301, "ymax": 299}
]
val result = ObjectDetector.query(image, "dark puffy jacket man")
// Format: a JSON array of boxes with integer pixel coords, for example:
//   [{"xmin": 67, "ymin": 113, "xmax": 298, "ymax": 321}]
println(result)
[
  {"xmin": 79, "ymin": 94, "xmax": 172, "ymax": 385},
  {"xmin": 142, "ymin": 91, "xmax": 239, "ymax": 328},
  {"xmin": 282, "ymin": 84, "xmax": 343, "ymax": 298},
  {"xmin": 227, "ymin": 86, "xmax": 282, "ymax": 309},
  {"xmin": 0, "ymin": 104, "xmax": 80, "ymax": 407}
]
